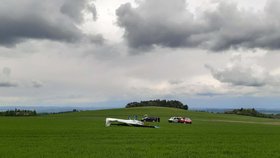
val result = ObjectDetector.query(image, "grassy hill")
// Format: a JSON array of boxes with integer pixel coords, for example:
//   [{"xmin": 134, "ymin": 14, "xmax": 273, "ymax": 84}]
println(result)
[{"xmin": 0, "ymin": 106, "xmax": 279, "ymax": 158}]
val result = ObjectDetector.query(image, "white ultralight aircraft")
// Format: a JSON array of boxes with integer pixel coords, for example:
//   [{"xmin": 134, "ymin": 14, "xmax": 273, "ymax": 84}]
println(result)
[{"xmin": 105, "ymin": 118, "xmax": 159, "ymax": 128}]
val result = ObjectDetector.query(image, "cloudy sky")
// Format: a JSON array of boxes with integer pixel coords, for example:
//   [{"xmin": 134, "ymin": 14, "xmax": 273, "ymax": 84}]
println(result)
[{"xmin": 1, "ymin": 0, "xmax": 280, "ymax": 109}]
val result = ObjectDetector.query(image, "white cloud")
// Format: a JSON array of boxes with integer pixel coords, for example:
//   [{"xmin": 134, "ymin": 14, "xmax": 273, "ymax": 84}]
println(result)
[
  {"xmin": 0, "ymin": 67, "xmax": 18, "ymax": 87},
  {"xmin": 206, "ymin": 51, "xmax": 280, "ymax": 87}
]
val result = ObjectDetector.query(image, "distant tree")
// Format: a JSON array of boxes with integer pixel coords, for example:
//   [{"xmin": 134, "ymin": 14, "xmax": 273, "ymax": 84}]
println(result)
[
  {"xmin": 125, "ymin": 99, "xmax": 188, "ymax": 110},
  {"xmin": 183, "ymin": 105, "xmax": 188, "ymax": 110},
  {"xmin": 0, "ymin": 109, "xmax": 37, "ymax": 116}
]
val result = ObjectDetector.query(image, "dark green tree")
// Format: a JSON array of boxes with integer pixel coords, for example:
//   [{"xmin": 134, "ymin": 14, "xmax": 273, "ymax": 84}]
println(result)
[{"xmin": 125, "ymin": 99, "xmax": 188, "ymax": 110}]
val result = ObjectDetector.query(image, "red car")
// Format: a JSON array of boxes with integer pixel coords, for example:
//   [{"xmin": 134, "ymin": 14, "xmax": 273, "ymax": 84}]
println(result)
[{"xmin": 168, "ymin": 117, "xmax": 192, "ymax": 124}]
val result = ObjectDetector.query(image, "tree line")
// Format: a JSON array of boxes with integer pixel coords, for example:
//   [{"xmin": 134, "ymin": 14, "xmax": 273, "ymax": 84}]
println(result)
[
  {"xmin": 0, "ymin": 109, "xmax": 37, "ymax": 116},
  {"xmin": 125, "ymin": 99, "xmax": 188, "ymax": 110}
]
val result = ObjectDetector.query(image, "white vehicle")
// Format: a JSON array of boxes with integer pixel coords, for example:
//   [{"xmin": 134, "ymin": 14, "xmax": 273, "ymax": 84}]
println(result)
[
  {"xmin": 168, "ymin": 117, "xmax": 192, "ymax": 124},
  {"xmin": 168, "ymin": 117, "xmax": 181, "ymax": 123}
]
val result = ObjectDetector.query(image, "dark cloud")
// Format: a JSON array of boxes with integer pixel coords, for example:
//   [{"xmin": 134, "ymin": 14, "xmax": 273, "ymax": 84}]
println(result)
[
  {"xmin": 60, "ymin": 0, "xmax": 97, "ymax": 23},
  {"xmin": 0, "ymin": 14, "xmax": 81, "ymax": 46},
  {"xmin": 0, "ymin": 82, "xmax": 18, "ymax": 87},
  {"xmin": 196, "ymin": 92, "xmax": 223, "ymax": 97},
  {"xmin": 116, "ymin": 0, "xmax": 280, "ymax": 52},
  {"xmin": 86, "ymin": 2, "xmax": 98, "ymax": 21},
  {"xmin": 31, "ymin": 81, "xmax": 43, "ymax": 88},
  {"xmin": 168, "ymin": 80, "xmax": 184, "ymax": 85},
  {"xmin": 0, "ymin": 0, "xmax": 100, "ymax": 46},
  {"xmin": 116, "ymin": 0, "xmax": 196, "ymax": 51}
]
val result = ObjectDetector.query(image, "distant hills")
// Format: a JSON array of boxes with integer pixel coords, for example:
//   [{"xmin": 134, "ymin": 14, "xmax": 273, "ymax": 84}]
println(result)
[{"xmin": 225, "ymin": 108, "xmax": 280, "ymax": 119}]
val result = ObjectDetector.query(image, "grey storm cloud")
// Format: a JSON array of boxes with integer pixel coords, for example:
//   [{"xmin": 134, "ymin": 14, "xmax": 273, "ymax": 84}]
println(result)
[
  {"xmin": 31, "ymin": 80, "xmax": 43, "ymax": 88},
  {"xmin": 116, "ymin": 0, "xmax": 280, "ymax": 52},
  {"xmin": 0, "ymin": 0, "xmax": 101, "ymax": 46},
  {"xmin": 0, "ymin": 82, "xmax": 18, "ymax": 88},
  {"xmin": 60, "ymin": 0, "xmax": 97, "ymax": 23}
]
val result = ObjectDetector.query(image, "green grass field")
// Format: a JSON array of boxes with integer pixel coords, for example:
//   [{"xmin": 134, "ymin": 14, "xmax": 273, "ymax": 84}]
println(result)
[{"xmin": 0, "ymin": 107, "xmax": 279, "ymax": 158}]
